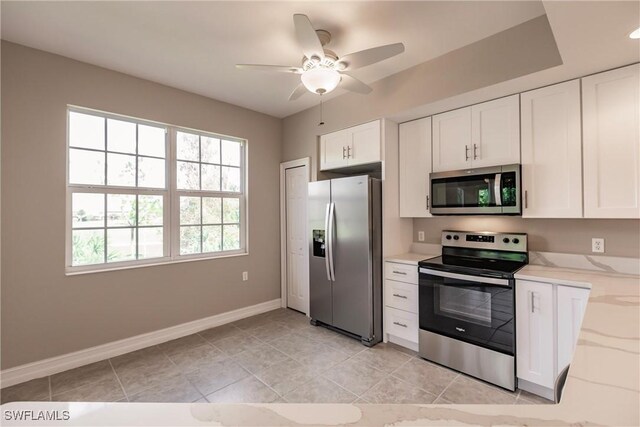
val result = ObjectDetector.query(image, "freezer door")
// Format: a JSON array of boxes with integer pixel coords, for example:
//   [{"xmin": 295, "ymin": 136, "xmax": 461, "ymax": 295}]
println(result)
[
  {"xmin": 308, "ymin": 180, "xmax": 332, "ymax": 325},
  {"xmin": 330, "ymin": 175, "xmax": 375, "ymax": 338}
]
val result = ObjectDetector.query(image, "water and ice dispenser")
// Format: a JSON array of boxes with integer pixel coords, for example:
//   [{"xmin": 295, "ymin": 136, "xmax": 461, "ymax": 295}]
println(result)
[{"xmin": 312, "ymin": 230, "xmax": 325, "ymax": 257}]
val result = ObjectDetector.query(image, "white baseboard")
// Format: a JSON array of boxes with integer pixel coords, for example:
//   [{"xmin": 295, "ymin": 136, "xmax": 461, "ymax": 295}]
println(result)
[{"xmin": 0, "ymin": 298, "xmax": 281, "ymax": 389}]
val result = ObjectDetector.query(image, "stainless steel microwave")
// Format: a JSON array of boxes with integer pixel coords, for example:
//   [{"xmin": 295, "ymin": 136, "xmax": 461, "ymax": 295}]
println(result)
[{"xmin": 430, "ymin": 164, "xmax": 521, "ymax": 215}]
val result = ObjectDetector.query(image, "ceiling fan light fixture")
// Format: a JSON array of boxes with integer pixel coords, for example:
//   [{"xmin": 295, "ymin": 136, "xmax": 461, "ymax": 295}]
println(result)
[
  {"xmin": 630, "ymin": 27, "xmax": 640, "ymax": 39},
  {"xmin": 301, "ymin": 67, "xmax": 341, "ymax": 94}
]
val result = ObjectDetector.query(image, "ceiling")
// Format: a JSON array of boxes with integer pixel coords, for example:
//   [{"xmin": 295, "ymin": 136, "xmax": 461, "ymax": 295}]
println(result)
[{"xmin": 0, "ymin": 1, "xmax": 548, "ymax": 118}]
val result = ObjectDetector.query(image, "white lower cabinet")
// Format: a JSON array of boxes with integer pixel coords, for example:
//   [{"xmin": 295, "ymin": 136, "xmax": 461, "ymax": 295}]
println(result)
[
  {"xmin": 516, "ymin": 279, "xmax": 590, "ymax": 400},
  {"xmin": 383, "ymin": 261, "xmax": 419, "ymax": 350}
]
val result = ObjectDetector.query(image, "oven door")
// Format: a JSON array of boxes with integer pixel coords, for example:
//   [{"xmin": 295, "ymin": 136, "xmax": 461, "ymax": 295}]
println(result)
[{"xmin": 419, "ymin": 268, "xmax": 514, "ymax": 355}]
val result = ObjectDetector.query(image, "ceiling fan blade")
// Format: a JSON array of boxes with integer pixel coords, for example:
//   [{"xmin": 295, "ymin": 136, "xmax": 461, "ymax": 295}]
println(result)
[
  {"xmin": 293, "ymin": 14, "xmax": 324, "ymax": 60},
  {"xmin": 340, "ymin": 73, "xmax": 372, "ymax": 94},
  {"xmin": 289, "ymin": 82, "xmax": 308, "ymax": 101},
  {"xmin": 236, "ymin": 64, "xmax": 302, "ymax": 74},
  {"xmin": 338, "ymin": 43, "xmax": 405, "ymax": 71}
]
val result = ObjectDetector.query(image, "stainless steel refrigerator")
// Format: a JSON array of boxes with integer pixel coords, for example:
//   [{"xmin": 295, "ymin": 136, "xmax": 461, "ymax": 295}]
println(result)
[{"xmin": 308, "ymin": 175, "xmax": 382, "ymax": 346}]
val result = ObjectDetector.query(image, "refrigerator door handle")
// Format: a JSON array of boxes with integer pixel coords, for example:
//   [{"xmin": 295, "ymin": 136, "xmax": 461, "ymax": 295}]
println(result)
[
  {"xmin": 324, "ymin": 203, "xmax": 332, "ymax": 281},
  {"xmin": 327, "ymin": 202, "xmax": 336, "ymax": 281}
]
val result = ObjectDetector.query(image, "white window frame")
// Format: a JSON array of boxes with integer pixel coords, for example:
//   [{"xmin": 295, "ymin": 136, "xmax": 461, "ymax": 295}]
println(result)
[{"xmin": 65, "ymin": 106, "xmax": 248, "ymax": 274}]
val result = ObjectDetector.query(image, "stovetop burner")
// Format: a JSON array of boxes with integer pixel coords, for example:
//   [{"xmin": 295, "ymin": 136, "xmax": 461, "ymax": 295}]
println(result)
[{"xmin": 419, "ymin": 230, "xmax": 528, "ymax": 279}]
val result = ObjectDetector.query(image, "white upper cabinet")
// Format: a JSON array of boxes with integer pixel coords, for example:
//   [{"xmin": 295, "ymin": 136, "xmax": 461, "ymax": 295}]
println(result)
[
  {"xmin": 556, "ymin": 285, "xmax": 589, "ymax": 374},
  {"xmin": 320, "ymin": 120, "xmax": 381, "ymax": 171},
  {"xmin": 399, "ymin": 117, "xmax": 432, "ymax": 217},
  {"xmin": 516, "ymin": 279, "xmax": 555, "ymax": 389},
  {"xmin": 432, "ymin": 95, "xmax": 519, "ymax": 172},
  {"xmin": 582, "ymin": 64, "xmax": 640, "ymax": 218},
  {"xmin": 432, "ymin": 107, "xmax": 472, "ymax": 172},
  {"xmin": 521, "ymin": 80, "xmax": 583, "ymax": 218},
  {"xmin": 471, "ymin": 94, "xmax": 520, "ymax": 168}
]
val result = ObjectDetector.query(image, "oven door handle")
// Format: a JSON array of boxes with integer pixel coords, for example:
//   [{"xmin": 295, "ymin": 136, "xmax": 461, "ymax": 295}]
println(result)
[{"xmin": 419, "ymin": 268, "xmax": 511, "ymax": 287}]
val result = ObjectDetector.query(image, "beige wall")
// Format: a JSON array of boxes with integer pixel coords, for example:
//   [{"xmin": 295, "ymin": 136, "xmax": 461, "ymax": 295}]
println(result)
[
  {"xmin": 1, "ymin": 42, "xmax": 282, "ymax": 369},
  {"xmin": 413, "ymin": 217, "xmax": 640, "ymax": 258}
]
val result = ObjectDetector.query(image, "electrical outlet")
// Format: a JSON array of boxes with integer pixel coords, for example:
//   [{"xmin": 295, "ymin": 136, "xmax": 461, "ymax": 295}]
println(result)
[
  {"xmin": 418, "ymin": 231, "xmax": 425, "ymax": 242},
  {"xmin": 242, "ymin": 271, "xmax": 248, "ymax": 281},
  {"xmin": 592, "ymin": 238, "xmax": 605, "ymax": 253}
]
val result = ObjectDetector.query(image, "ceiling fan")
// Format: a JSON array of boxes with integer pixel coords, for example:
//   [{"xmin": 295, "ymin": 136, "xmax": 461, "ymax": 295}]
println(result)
[{"xmin": 236, "ymin": 14, "xmax": 405, "ymax": 101}]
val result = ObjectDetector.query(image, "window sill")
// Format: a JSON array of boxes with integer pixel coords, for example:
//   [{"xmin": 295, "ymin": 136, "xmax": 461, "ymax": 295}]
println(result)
[{"xmin": 65, "ymin": 250, "xmax": 249, "ymax": 276}]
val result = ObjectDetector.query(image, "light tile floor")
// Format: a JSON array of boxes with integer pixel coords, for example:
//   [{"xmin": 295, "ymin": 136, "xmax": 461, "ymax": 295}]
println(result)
[{"xmin": 0, "ymin": 308, "xmax": 553, "ymax": 405}]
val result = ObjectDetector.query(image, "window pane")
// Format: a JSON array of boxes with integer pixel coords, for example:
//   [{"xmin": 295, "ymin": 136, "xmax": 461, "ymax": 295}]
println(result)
[
  {"xmin": 107, "ymin": 228, "xmax": 136, "ymax": 262},
  {"xmin": 180, "ymin": 196, "xmax": 201, "ymax": 225},
  {"xmin": 221, "ymin": 166, "xmax": 241, "ymax": 192},
  {"xmin": 223, "ymin": 198, "xmax": 240, "ymax": 223},
  {"xmin": 201, "ymin": 164, "xmax": 221, "ymax": 191},
  {"xmin": 107, "ymin": 153, "xmax": 136, "ymax": 187},
  {"xmin": 177, "ymin": 131, "xmax": 199, "ymax": 161},
  {"xmin": 138, "ymin": 124, "xmax": 165, "ymax": 158},
  {"xmin": 107, "ymin": 118, "xmax": 136, "ymax": 154},
  {"xmin": 180, "ymin": 226, "xmax": 201, "ymax": 255},
  {"xmin": 107, "ymin": 194, "xmax": 136, "ymax": 227},
  {"xmin": 177, "ymin": 161, "xmax": 200, "ymax": 190},
  {"xmin": 221, "ymin": 140, "xmax": 241, "ymax": 166},
  {"xmin": 72, "ymin": 229, "xmax": 105, "ymax": 266},
  {"xmin": 203, "ymin": 225, "xmax": 222, "ymax": 253},
  {"xmin": 138, "ymin": 156, "xmax": 165, "ymax": 188},
  {"xmin": 201, "ymin": 137, "xmax": 220, "ymax": 164},
  {"xmin": 69, "ymin": 111, "xmax": 105, "ymax": 150},
  {"xmin": 223, "ymin": 224, "xmax": 240, "ymax": 250},
  {"xmin": 72, "ymin": 193, "xmax": 104, "ymax": 228},
  {"xmin": 69, "ymin": 149, "xmax": 105, "ymax": 185},
  {"xmin": 203, "ymin": 197, "xmax": 222, "ymax": 224},
  {"xmin": 138, "ymin": 227, "xmax": 164, "ymax": 259},
  {"xmin": 139, "ymin": 195, "xmax": 163, "ymax": 226}
]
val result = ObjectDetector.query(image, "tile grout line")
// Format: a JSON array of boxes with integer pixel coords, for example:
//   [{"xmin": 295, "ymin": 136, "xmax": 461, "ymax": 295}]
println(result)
[
  {"xmin": 433, "ymin": 373, "xmax": 460, "ymax": 403},
  {"xmin": 159, "ymin": 346, "xmax": 208, "ymax": 402},
  {"xmin": 108, "ymin": 359, "xmax": 129, "ymax": 402}
]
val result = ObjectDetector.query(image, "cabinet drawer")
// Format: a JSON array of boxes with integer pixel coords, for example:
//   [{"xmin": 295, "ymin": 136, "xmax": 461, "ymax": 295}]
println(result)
[
  {"xmin": 385, "ymin": 262, "xmax": 418, "ymax": 284},
  {"xmin": 385, "ymin": 307, "xmax": 418, "ymax": 343},
  {"xmin": 385, "ymin": 280, "xmax": 418, "ymax": 313}
]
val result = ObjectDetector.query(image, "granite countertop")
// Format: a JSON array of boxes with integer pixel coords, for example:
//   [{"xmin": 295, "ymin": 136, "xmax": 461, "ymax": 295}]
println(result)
[
  {"xmin": 4, "ymin": 265, "xmax": 639, "ymax": 426},
  {"xmin": 385, "ymin": 252, "xmax": 439, "ymax": 265}
]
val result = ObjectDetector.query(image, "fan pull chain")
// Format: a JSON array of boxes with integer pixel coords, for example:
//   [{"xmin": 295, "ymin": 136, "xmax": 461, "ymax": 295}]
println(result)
[{"xmin": 318, "ymin": 94, "xmax": 325, "ymax": 126}]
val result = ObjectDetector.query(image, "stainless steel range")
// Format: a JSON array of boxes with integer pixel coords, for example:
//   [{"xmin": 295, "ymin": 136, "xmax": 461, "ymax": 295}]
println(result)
[{"xmin": 418, "ymin": 230, "xmax": 528, "ymax": 391}]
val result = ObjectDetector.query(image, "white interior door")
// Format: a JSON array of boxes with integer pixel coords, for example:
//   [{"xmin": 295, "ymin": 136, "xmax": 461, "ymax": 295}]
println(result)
[{"xmin": 285, "ymin": 165, "xmax": 309, "ymax": 313}]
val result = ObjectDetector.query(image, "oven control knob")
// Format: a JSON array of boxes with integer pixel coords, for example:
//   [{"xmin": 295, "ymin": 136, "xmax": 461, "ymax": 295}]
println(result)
[
  {"xmin": 503, "ymin": 237, "xmax": 510, "ymax": 244},
  {"xmin": 513, "ymin": 238, "xmax": 520, "ymax": 244},
  {"xmin": 453, "ymin": 235, "xmax": 459, "ymax": 241},
  {"xmin": 446, "ymin": 235, "xmax": 452, "ymax": 240}
]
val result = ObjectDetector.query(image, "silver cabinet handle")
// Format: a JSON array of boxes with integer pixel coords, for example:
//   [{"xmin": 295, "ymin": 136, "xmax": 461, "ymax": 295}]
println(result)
[
  {"xmin": 392, "ymin": 270, "xmax": 407, "ymax": 275},
  {"xmin": 473, "ymin": 143, "xmax": 478, "ymax": 160},
  {"xmin": 393, "ymin": 321, "xmax": 407, "ymax": 328},
  {"xmin": 465, "ymin": 145, "xmax": 470, "ymax": 161},
  {"xmin": 342, "ymin": 146, "xmax": 346, "ymax": 159},
  {"xmin": 426, "ymin": 195, "xmax": 430, "ymax": 209},
  {"xmin": 524, "ymin": 190, "xmax": 528, "ymax": 209},
  {"xmin": 530, "ymin": 291, "xmax": 537, "ymax": 313},
  {"xmin": 347, "ymin": 146, "xmax": 352, "ymax": 158},
  {"xmin": 392, "ymin": 293, "xmax": 408, "ymax": 299}
]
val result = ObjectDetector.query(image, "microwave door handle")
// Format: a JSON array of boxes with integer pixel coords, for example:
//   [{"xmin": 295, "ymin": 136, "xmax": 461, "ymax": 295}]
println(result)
[{"xmin": 494, "ymin": 173, "xmax": 502, "ymax": 206}]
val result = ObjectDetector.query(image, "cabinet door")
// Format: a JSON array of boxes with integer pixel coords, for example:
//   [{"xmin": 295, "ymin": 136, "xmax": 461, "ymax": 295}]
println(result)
[
  {"xmin": 320, "ymin": 129, "xmax": 349, "ymax": 171},
  {"xmin": 471, "ymin": 95, "xmax": 520, "ymax": 168},
  {"xmin": 521, "ymin": 80, "xmax": 583, "ymax": 218},
  {"xmin": 348, "ymin": 120, "xmax": 381, "ymax": 166},
  {"xmin": 399, "ymin": 117, "xmax": 432, "ymax": 217},
  {"xmin": 582, "ymin": 64, "xmax": 640, "ymax": 218},
  {"xmin": 516, "ymin": 280, "xmax": 555, "ymax": 388},
  {"xmin": 557, "ymin": 286, "xmax": 589, "ymax": 373},
  {"xmin": 432, "ymin": 107, "xmax": 472, "ymax": 172}
]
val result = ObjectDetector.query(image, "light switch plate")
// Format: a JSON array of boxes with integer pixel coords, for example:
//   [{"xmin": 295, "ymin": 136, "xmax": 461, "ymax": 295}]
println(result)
[
  {"xmin": 592, "ymin": 238, "xmax": 605, "ymax": 253},
  {"xmin": 242, "ymin": 271, "xmax": 248, "ymax": 281},
  {"xmin": 418, "ymin": 231, "xmax": 425, "ymax": 242}
]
